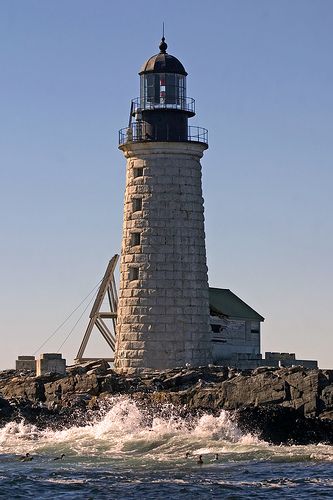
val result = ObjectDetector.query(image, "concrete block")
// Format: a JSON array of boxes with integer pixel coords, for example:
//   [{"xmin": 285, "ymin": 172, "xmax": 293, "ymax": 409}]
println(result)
[
  {"xmin": 36, "ymin": 353, "xmax": 66, "ymax": 376},
  {"xmin": 15, "ymin": 355, "xmax": 36, "ymax": 371}
]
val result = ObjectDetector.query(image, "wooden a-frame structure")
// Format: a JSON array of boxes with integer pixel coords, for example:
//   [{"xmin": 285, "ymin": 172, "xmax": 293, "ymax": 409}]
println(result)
[{"xmin": 75, "ymin": 254, "xmax": 119, "ymax": 363}]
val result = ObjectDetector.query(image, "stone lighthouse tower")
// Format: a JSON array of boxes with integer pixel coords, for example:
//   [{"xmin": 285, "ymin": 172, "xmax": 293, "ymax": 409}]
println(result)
[{"xmin": 115, "ymin": 37, "xmax": 212, "ymax": 373}]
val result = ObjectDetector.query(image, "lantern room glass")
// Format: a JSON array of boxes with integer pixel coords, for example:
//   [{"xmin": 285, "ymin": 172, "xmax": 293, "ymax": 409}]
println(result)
[{"xmin": 140, "ymin": 73, "xmax": 186, "ymax": 109}]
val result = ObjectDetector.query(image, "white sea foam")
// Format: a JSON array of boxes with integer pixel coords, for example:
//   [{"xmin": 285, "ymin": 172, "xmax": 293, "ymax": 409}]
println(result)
[{"xmin": 1, "ymin": 396, "xmax": 332, "ymax": 463}]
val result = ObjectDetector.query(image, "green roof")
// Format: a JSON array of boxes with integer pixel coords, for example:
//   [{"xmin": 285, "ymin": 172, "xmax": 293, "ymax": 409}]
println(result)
[{"xmin": 209, "ymin": 287, "xmax": 265, "ymax": 321}]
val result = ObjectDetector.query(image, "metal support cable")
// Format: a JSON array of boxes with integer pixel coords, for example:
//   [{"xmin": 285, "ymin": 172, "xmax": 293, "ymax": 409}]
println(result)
[
  {"xmin": 56, "ymin": 294, "xmax": 96, "ymax": 353},
  {"xmin": 33, "ymin": 279, "xmax": 102, "ymax": 356}
]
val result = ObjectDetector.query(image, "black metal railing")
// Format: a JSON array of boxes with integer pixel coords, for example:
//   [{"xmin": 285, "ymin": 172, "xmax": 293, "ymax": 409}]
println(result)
[
  {"xmin": 131, "ymin": 96, "xmax": 195, "ymax": 115},
  {"xmin": 188, "ymin": 126, "xmax": 208, "ymax": 143},
  {"xmin": 119, "ymin": 123, "xmax": 208, "ymax": 146}
]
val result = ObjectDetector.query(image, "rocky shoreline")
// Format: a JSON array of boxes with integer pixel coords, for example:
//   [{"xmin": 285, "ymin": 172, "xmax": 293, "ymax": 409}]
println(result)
[{"xmin": 1, "ymin": 360, "xmax": 333, "ymax": 445}]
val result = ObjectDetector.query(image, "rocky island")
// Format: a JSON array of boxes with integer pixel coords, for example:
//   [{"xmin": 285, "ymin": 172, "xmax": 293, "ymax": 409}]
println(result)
[{"xmin": 1, "ymin": 360, "xmax": 333, "ymax": 445}]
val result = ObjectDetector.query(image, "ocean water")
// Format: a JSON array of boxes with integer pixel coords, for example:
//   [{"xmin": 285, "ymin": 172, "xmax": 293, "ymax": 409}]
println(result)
[{"xmin": 0, "ymin": 397, "xmax": 332, "ymax": 499}]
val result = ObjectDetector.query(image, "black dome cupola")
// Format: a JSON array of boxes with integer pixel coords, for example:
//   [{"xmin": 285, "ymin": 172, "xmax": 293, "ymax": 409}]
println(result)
[
  {"xmin": 119, "ymin": 38, "xmax": 208, "ymax": 145},
  {"xmin": 139, "ymin": 37, "xmax": 187, "ymax": 76}
]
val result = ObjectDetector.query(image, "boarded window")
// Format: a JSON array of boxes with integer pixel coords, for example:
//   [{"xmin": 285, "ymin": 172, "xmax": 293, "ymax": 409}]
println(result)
[
  {"xmin": 131, "ymin": 232, "xmax": 141, "ymax": 246},
  {"xmin": 133, "ymin": 198, "xmax": 142, "ymax": 212},
  {"xmin": 129, "ymin": 267, "xmax": 139, "ymax": 281},
  {"xmin": 251, "ymin": 321, "xmax": 260, "ymax": 334},
  {"xmin": 134, "ymin": 167, "xmax": 143, "ymax": 178}
]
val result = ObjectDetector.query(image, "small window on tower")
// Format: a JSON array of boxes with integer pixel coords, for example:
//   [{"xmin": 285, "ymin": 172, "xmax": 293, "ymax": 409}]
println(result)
[
  {"xmin": 133, "ymin": 198, "xmax": 142, "ymax": 212},
  {"xmin": 134, "ymin": 167, "xmax": 143, "ymax": 178},
  {"xmin": 129, "ymin": 267, "xmax": 139, "ymax": 281},
  {"xmin": 131, "ymin": 232, "xmax": 141, "ymax": 246},
  {"xmin": 211, "ymin": 324, "xmax": 222, "ymax": 334}
]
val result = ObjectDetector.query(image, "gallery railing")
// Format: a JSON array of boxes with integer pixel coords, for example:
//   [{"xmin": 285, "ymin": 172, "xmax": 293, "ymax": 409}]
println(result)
[
  {"xmin": 131, "ymin": 96, "xmax": 195, "ymax": 115},
  {"xmin": 119, "ymin": 123, "xmax": 208, "ymax": 145}
]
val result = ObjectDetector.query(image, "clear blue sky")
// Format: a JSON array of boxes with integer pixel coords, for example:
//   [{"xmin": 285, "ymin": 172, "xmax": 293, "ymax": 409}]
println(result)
[{"xmin": 1, "ymin": 0, "xmax": 332, "ymax": 369}]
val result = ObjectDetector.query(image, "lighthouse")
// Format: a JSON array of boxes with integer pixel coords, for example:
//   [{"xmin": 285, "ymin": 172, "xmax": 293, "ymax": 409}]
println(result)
[{"xmin": 114, "ymin": 37, "xmax": 212, "ymax": 373}]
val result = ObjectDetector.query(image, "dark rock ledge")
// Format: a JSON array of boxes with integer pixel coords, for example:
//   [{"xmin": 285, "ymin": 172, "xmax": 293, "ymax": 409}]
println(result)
[{"xmin": 0, "ymin": 360, "xmax": 333, "ymax": 445}]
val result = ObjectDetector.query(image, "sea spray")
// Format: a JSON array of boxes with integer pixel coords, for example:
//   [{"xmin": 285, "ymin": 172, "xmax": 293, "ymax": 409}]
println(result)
[
  {"xmin": 1, "ymin": 396, "xmax": 332, "ymax": 465},
  {"xmin": 0, "ymin": 396, "xmax": 258, "ymax": 457}
]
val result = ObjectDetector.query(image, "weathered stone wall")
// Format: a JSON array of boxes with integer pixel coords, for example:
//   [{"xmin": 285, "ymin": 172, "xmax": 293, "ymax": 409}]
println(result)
[{"xmin": 115, "ymin": 142, "xmax": 212, "ymax": 373}]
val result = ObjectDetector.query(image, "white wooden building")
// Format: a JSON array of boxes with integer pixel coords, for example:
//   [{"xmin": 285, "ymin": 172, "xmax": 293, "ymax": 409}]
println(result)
[
  {"xmin": 209, "ymin": 288, "xmax": 264, "ymax": 364},
  {"xmin": 209, "ymin": 288, "xmax": 317, "ymax": 369}
]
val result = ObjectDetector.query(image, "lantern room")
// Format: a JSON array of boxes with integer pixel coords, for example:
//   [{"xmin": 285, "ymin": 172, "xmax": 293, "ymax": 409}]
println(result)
[
  {"xmin": 118, "ymin": 37, "xmax": 208, "ymax": 145},
  {"xmin": 140, "ymin": 72, "xmax": 187, "ymax": 109},
  {"xmin": 138, "ymin": 37, "xmax": 190, "ymax": 112}
]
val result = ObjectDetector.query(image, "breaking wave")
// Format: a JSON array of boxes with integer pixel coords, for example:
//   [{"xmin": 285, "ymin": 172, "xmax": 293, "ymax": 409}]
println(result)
[{"xmin": 0, "ymin": 396, "xmax": 332, "ymax": 464}]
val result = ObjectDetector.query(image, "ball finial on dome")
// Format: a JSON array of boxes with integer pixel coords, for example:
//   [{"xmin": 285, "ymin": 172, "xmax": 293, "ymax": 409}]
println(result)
[{"xmin": 159, "ymin": 36, "xmax": 167, "ymax": 54}]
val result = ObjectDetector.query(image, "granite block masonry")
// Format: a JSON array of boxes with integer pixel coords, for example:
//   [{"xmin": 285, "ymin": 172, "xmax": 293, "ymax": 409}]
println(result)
[{"xmin": 114, "ymin": 38, "xmax": 212, "ymax": 373}]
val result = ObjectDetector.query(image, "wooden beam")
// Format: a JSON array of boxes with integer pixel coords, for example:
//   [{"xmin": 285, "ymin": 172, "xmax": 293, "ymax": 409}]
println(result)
[
  {"xmin": 75, "ymin": 254, "xmax": 119, "ymax": 360},
  {"xmin": 90, "ymin": 255, "xmax": 119, "ymax": 319},
  {"xmin": 95, "ymin": 318, "xmax": 115, "ymax": 351},
  {"xmin": 97, "ymin": 312, "xmax": 117, "ymax": 318}
]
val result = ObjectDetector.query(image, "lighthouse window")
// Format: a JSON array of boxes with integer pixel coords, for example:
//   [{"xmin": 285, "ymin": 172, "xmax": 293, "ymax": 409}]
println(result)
[
  {"xmin": 176, "ymin": 75, "xmax": 186, "ymax": 103},
  {"xmin": 129, "ymin": 267, "xmax": 139, "ymax": 281},
  {"xmin": 131, "ymin": 232, "xmax": 141, "ymax": 246},
  {"xmin": 133, "ymin": 198, "xmax": 142, "ymax": 212},
  {"xmin": 142, "ymin": 73, "xmax": 186, "ymax": 108},
  {"xmin": 133, "ymin": 167, "xmax": 143, "ymax": 178},
  {"xmin": 145, "ymin": 74, "xmax": 158, "ymax": 104},
  {"xmin": 159, "ymin": 75, "xmax": 166, "ymax": 103}
]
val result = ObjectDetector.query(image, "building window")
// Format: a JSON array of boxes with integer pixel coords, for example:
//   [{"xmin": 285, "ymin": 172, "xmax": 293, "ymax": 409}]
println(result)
[
  {"xmin": 211, "ymin": 324, "xmax": 222, "ymax": 334},
  {"xmin": 134, "ymin": 167, "xmax": 143, "ymax": 178},
  {"xmin": 129, "ymin": 267, "xmax": 139, "ymax": 281},
  {"xmin": 131, "ymin": 232, "xmax": 141, "ymax": 246},
  {"xmin": 251, "ymin": 321, "xmax": 260, "ymax": 334},
  {"xmin": 133, "ymin": 198, "xmax": 142, "ymax": 212}
]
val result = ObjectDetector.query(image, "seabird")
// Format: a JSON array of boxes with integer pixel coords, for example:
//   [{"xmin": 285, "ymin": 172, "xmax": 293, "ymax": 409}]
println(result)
[
  {"xmin": 53, "ymin": 454, "xmax": 65, "ymax": 461},
  {"xmin": 214, "ymin": 453, "xmax": 219, "ymax": 461},
  {"xmin": 19, "ymin": 453, "xmax": 33, "ymax": 462},
  {"xmin": 197, "ymin": 454, "xmax": 203, "ymax": 465},
  {"xmin": 185, "ymin": 451, "xmax": 190, "ymax": 459}
]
